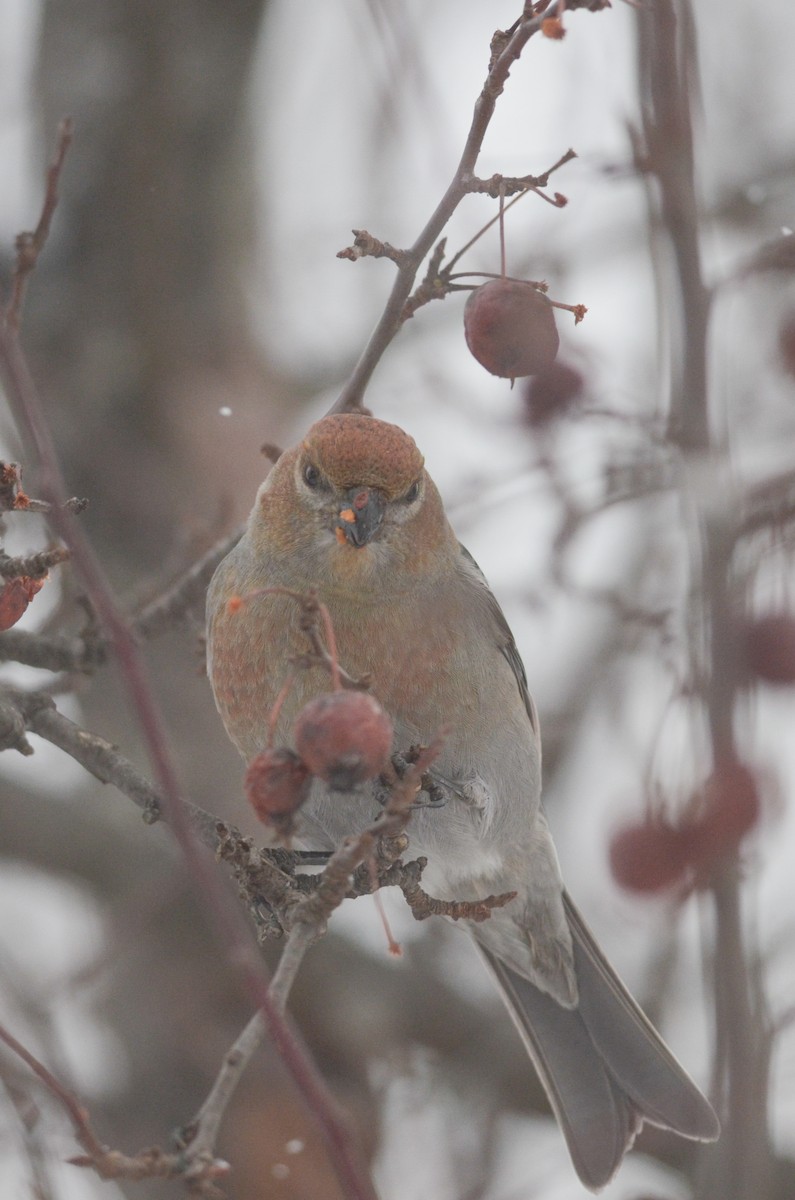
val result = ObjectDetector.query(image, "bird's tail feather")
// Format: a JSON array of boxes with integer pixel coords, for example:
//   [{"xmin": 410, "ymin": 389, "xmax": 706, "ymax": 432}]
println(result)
[{"xmin": 481, "ymin": 890, "xmax": 719, "ymax": 1191}]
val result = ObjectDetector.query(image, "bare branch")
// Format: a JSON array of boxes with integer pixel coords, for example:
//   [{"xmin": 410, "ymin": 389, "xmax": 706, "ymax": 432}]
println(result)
[
  {"xmin": 0, "ymin": 629, "xmax": 105, "ymax": 673},
  {"xmin": 3, "ymin": 119, "xmax": 74, "ymax": 330},
  {"xmin": 132, "ymin": 527, "xmax": 243, "ymax": 640},
  {"xmin": 336, "ymin": 230, "xmax": 410, "ymax": 267},
  {"xmin": 0, "ymin": 461, "xmax": 87, "ymax": 515},
  {"xmin": 463, "ymin": 148, "xmax": 576, "ymax": 198},
  {"xmin": 331, "ymin": 7, "xmax": 605, "ymax": 412},
  {"xmin": 639, "ymin": 0, "xmax": 710, "ymax": 450},
  {"xmin": 0, "ymin": 546, "xmax": 69, "ymax": 581}
]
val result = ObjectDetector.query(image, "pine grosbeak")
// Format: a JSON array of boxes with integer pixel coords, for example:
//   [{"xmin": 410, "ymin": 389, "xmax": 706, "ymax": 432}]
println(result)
[{"xmin": 207, "ymin": 413, "xmax": 719, "ymax": 1189}]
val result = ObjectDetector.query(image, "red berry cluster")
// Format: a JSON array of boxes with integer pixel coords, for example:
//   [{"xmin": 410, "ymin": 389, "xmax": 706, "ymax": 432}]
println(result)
[
  {"xmin": 244, "ymin": 690, "xmax": 394, "ymax": 837},
  {"xmin": 609, "ymin": 759, "xmax": 761, "ymax": 895}
]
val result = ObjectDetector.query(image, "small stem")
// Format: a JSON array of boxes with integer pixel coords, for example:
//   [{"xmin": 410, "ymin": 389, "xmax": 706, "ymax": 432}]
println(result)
[
  {"xmin": 332, "ymin": 6, "xmax": 554, "ymax": 412},
  {"xmin": 317, "ymin": 600, "xmax": 341, "ymax": 691},
  {"xmin": 187, "ymin": 923, "xmax": 317, "ymax": 1166},
  {"xmin": 0, "ymin": 1020, "xmax": 107, "ymax": 1165},
  {"xmin": 4, "ymin": 118, "xmax": 74, "ymax": 329},
  {"xmin": 270, "ymin": 921, "xmax": 317, "ymax": 1010},
  {"xmin": 267, "ymin": 673, "xmax": 296, "ymax": 747},
  {"xmin": 445, "ymin": 191, "xmax": 527, "ymax": 274}
]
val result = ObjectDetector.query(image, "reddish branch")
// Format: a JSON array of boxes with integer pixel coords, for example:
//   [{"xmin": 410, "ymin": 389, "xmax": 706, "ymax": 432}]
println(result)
[
  {"xmin": 0, "ymin": 129, "xmax": 378, "ymax": 1200},
  {"xmin": 3, "ymin": 118, "xmax": 74, "ymax": 330},
  {"xmin": 0, "ymin": 1021, "xmax": 230, "ymax": 1196}
]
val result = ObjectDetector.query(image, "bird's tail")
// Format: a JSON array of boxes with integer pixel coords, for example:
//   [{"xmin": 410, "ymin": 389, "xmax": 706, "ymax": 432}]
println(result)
[{"xmin": 481, "ymin": 890, "xmax": 720, "ymax": 1191}]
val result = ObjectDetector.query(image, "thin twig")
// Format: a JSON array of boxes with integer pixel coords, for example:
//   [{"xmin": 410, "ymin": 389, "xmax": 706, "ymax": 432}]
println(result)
[
  {"xmin": 0, "ymin": 461, "xmax": 87, "ymax": 514},
  {"xmin": 183, "ymin": 923, "xmax": 317, "ymax": 1170},
  {"xmin": 0, "ymin": 546, "xmax": 69, "ymax": 580},
  {"xmin": 3, "ymin": 118, "xmax": 74, "ymax": 329},
  {"xmin": 331, "ymin": 6, "xmax": 602, "ymax": 412},
  {"xmin": 0, "ymin": 1021, "xmax": 229, "ymax": 1195},
  {"xmin": 132, "ymin": 527, "xmax": 242, "ymax": 640},
  {"xmin": 0, "ymin": 628, "xmax": 105, "ymax": 673},
  {"xmin": 0, "ymin": 1022, "xmax": 103, "ymax": 1164}
]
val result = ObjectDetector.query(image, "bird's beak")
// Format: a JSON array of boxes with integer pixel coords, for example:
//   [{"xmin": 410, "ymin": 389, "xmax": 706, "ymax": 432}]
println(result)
[{"xmin": 334, "ymin": 487, "xmax": 385, "ymax": 548}]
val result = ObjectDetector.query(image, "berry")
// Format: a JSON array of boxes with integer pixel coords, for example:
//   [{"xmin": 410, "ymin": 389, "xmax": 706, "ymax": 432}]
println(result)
[
  {"xmin": 609, "ymin": 819, "xmax": 691, "ymax": 893},
  {"xmin": 690, "ymin": 760, "xmax": 760, "ymax": 866},
  {"xmin": 742, "ymin": 613, "xmax": 795, "ymax": 685},
  {"xmin": 244, "ymin": 748, "xmax": 311, "ymax": 826},
  {"xmin": 0, "ymin": 576, "xmax": 45, "ymax": 632},
  {"xmin": 294, "ymin": 690, "xmax": 393, "ymax": 791},
  {"xmin": 522, "ymin": 361, "xmax": 583, "ymax": 426},
  {"xmin": 464, "ymin": 279, "xmax": 559, "ymax": 380}
]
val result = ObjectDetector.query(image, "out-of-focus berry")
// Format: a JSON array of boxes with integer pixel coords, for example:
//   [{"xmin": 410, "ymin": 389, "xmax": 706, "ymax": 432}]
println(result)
[
  {"xmin": 522, "ymin": 361, "xmax": 584, "ymax": 426},
  {"xmin": 690, "ymin": 759, "xmax": 760, "ymax": 868},
  {"xmin": 742, "ymin": 613, "xmax": 795, "ymax": 685},
  {"xmin": 609, "ymin": 819, "xmax": 691, "ymax": 894}
]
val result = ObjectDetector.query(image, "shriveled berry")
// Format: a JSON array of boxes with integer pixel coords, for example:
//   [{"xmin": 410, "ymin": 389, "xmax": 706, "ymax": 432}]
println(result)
[
  {"xmin": 0, "ymin": 576, "xmax": 45, "ymax": 632},
  {"xmin": 609, "ymin": 819, "xmax": 691, "ymax": 894},
  {"xmin": 690, "ymin": 760, "xmax": 760, "ymax": 867},
  {"xmin": 464, "ymin": 279, "xmax": 559, "ymax": 380},
  {"xmin": 294, "ymin": 691, "xmax": 393, "ymax": 791},
  {"xmin": 742, "ymin": 613, "xmax": 795, "ymax": 685},
  {"xmin": 522, "ymin": 361, "xmax": 583, "ymax": 426},
  {"xmin": 244, "ymin": 748, "xmax": 311, "ymax": 826}
]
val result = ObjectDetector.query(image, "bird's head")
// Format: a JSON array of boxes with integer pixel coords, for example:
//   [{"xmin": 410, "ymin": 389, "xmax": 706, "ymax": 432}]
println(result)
[{"xmin": 248, "ymin": 413, "xmax": 456, "ymax": 591}]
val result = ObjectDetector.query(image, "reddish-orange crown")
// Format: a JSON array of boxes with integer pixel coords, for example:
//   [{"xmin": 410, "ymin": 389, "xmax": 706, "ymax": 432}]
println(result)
[{"xmin": 301, "ymin": 414, "xmax": 424, "ymax": 500}]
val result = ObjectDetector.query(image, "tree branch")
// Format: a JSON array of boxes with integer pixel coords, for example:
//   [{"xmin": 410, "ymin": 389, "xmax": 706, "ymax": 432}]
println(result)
[{"xmin": 331, "ymin": 4, "xmax": 605, "ymax": 412}]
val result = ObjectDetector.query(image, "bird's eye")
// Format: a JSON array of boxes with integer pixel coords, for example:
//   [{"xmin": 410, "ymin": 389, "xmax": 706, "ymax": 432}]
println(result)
[
  {"xmin": 403, "ymin": 480, "xmax": 420, "ymax": 504},
  {"xmin": 303, "ymin": 463, "xmax": 321, "ymax": 489}
]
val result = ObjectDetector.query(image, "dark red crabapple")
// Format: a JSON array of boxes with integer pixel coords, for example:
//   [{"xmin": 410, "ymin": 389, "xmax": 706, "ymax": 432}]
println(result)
[
  {"xmin": 609, "ymin": 819, "xmax": 692, "ymax": 894},
  {"xmin": 522, "ymin": 361, "xmax": 584, "ymax": 426},
  {"xmin": 689, "ymin": 760, "xmax": 761, "ymax": 868},
  {"xmin": 0, "ymin": 575, "xmax": 45, "ymax": 631},
  {"xmin": 244, "ymin": 748, "xmax": 311, "ymax": 826},
  {"xmin": 294, "ymin": 690, "xmax": 393, "ymax": 791},
  {"xmin": 742, "ymin": 613, "xmax": 795, "ymax": 685},
  {"xmin": 464, "ymin": 279, "xmax": 559, "ymax": 380}
]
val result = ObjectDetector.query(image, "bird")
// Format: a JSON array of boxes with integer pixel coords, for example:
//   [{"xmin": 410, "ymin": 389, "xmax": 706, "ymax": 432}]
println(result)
[{"xmin": 206, "ymin": 411, "xmax": 719, "ymax": 1190}]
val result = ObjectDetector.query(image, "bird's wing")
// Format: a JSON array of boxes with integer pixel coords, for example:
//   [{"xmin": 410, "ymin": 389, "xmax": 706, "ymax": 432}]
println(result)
[{"xmin": 456, "ymin": 542, "xmax": 540, "ymax": 745}]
